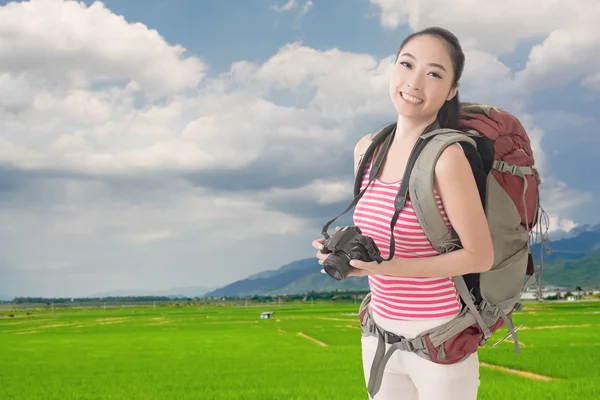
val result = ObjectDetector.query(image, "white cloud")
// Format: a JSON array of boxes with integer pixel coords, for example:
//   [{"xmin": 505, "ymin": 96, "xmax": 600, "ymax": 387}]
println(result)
[
  {"xmin": 538, "ymin": 177, "xmax": 592, "ymax": 233},
  {"xmin": 547, "ymin": 216, "xmax": 578, "ymax": 234},
  {"xmin": 583, "ymin": 72, "xmax": 600, "ymax": 90},
  {"xmin": 271, "ymin": 0, "xmax": 313, "ymax": 28},
  {"xmin": 0, "ymin": 0, "xmax": 205, "ymax": 96},
  {"xmin": 458, "ymin": 49, "xmax": 528, "ymax": 111},
  {"xmin": 21, "ymin": 261, "xmax": 74, "ymax": 272},
  {"xmin": 0, "ymin": 0, "xmax": 595, "ymax": 297},
  {"xmin": 262, "ymin": 178, "xmax": 354, "ymax": 205},
  {"xmin": 1, "ymin": 38, "xmax": 395, "ymax": 174},
  {"xmin": 0, "ymin": 176, "xmax": 312, "ymax": 283},
  {"xmin": 369, "ymin": 0, "xmax": 576, "ymax": 52},
  {"xmin": 515, "ymin": 24, "xmax": 600, "ymax": 92},
  {"xmin": 253, "ymin": 42, "xmax": 393, "ymax": 118},
  {"xmin": 300, "ymin": 1, "xmax": 313, "ymax": 17},
  {"xmin": 272, "ymin": 0, "xmax": 313, "ymax": 15},
  {"xmin": 369, "ymin": 0, "xmax": 600, "ymax": 93},
  {"xmin": 272, "ymin": 0, "xmax": 299, "ymax": 13},
  {"xmin": 0, "ymin": 1, "xmax": 398, "ymax": 297}
]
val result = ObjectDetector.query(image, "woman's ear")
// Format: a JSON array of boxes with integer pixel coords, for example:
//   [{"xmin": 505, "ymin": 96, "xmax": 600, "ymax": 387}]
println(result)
[{"xmin": 447, "ymin": 82, "xmax": 459, "ymax": 101}]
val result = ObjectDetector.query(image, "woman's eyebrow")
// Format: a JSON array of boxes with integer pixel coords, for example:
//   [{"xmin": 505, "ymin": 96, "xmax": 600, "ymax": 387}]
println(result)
[{"xmin": 399, "ymin": 52, "xmax": 447, "ymax": 72}]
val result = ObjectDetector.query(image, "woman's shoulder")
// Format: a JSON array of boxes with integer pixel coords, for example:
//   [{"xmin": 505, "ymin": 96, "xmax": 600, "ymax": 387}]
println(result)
[
  {"xmin": 435, "ymin": 142, "xmax": 468, "ymax": 177},
  {"xmin": 353, "ymin": 133, "xmax": 374, "ymax": 159},
  {"xmin": 353, "ymin": 133, "xmax": 376, "ymax": 177},
  {"xmin": 353, "ymin": 124, "xmax": 395, "ymax": 165},
  {"xmin": 432, "ymin": 142, "xmax": 469, "ymax": 193}
]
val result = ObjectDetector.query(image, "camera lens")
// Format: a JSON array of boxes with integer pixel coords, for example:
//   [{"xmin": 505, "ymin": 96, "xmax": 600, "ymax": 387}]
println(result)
[{"xmin": 323, "ymin": 254, "xmax": 351, "ymax": 281}]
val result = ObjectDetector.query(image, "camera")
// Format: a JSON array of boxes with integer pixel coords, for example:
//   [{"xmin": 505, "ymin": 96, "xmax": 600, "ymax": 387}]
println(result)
[{"xmin": 320, "ymin": 226, "xmax": 383, "ymax": 281}]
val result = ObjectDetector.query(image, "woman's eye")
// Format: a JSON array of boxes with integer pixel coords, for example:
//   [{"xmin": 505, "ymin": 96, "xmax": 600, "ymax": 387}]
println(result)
[
  {"xmin": 400, "ymin": 61, "xmax": 411, "ymax": 68},
  {"xmin": 429, "ymin": 72, "xmax": 441, "ymax": 78}
]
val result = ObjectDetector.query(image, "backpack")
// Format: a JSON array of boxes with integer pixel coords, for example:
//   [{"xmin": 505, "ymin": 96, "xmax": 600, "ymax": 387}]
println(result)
[{"xmin": 351, "ymin": 102, "xmax": 551, "ymax": 398}]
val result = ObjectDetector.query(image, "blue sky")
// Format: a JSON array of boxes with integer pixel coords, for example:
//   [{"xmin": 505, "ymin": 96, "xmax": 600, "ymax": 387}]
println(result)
[
  {"xmin": 0, "ymin": 0, "xmax": 597, "ymax": 298},
  {"xmin": 77, "ymin": 0, "xmax": 404, "ymax": 74}
]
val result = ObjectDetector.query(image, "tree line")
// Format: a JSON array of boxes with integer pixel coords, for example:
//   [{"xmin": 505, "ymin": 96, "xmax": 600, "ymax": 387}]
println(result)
[{"xmin": 5, "ymin": 290, "xmax": 371, "ymax": 305}]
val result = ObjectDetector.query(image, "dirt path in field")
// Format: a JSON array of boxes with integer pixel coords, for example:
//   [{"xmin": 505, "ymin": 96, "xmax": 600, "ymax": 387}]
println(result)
[
  {"xmin": 13, "ymin": 330, "xmax": 38, "ymax": 335},
  {"xmin": 96, "ymin": 317, "xmax": 131, "ymax": 325},
  {"xmin": 144, "ymin": 317, "xmax": 171, "ymax": 326},
  {"xmin": 0, "ymin": 319, "xmax": 52, "ymax": 326},
  {"xmin": 480, "ymin": 362, "xmax": 556, "ymax": 381},
  {"xmin": 8, "ymin": 322, "xmax": 73, "ymax": 334},
  {"xmin": 504, "ymin": 339, "xmax": 526, "ymax": 347},
  {"xmin": 297, "ymin": 332, "xmax": 328, "ymax": 347},
  {"xmin": 520, "ymin": 323, "xmax": 593, "ymax": 330},
  {"xmin": 316, "ymin": 317, "xmax": 356, "ymax": 322},
  {"xmin": 39, "ymin": 323, "xmax": 74, "ymax": 329}
]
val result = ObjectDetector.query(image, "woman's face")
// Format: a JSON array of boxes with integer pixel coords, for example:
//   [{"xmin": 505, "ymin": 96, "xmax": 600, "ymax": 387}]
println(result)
[{"xmin": 389, "ymin": 35, "xmax": 458, "ymax": 123}]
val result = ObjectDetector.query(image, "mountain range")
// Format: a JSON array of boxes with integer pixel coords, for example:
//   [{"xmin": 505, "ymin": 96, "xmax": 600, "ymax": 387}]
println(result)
[
  {"xmin": 203, "ymin": 226, "xmax": 600, "ymax": 298},
  {"xmin": 88, "ymin": 286, "xmax": 218, "ymax": 299}
]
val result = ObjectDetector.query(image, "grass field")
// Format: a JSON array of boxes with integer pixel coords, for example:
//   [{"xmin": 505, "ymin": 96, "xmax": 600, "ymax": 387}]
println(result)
[{"xmin": 1, "ymin": 300, "xmax": 599, "ymax": 400}]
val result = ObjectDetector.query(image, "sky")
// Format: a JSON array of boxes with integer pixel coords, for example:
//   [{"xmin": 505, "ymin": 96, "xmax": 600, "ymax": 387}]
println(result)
[{"xmin": 0, "ymin": 0, "xmax": 598, "ymax": 299}]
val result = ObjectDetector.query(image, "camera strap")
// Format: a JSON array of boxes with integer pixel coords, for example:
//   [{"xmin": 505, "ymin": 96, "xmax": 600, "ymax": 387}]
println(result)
[
  {"xmin": 320, "ymin": 126, "xmax": 396, "ymax": 239},
  {"xmin": 321, "ymin": 120, "xmax": 438, "ymax": 260}
]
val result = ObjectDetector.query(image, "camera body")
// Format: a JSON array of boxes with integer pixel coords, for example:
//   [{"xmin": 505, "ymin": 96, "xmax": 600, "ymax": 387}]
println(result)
[{"xmin": 320, "ymin": 226, "xmax": 383, "ymax": 281}]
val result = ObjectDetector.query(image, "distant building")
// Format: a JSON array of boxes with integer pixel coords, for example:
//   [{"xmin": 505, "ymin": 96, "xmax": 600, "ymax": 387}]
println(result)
[
  {"xmin": 521, "ymin": 291, "xmax": 566, "ymax": 300},
  {"xmin": 260, "ymin": 312, "xmax": 274, "ymax": 319}
]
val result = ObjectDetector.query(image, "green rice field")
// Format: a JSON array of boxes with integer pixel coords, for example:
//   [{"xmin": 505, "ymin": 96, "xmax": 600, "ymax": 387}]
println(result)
[{"xmin": 1, "ymin": 300, "xmax": 599, "ymax": 399}]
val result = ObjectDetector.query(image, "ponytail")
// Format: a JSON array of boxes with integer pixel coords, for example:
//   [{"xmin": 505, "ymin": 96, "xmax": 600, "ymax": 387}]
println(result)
[{"xmin": 438, "ymin": 90, "xmax": 461, "ymax": 130}]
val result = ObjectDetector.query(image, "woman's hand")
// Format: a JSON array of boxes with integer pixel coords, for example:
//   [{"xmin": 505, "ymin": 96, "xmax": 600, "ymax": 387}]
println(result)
[
  {"xmin": 312, "ymin": 237, "xmax": 332, "ymax": 275},
  {"xmin": 312, "ymin": 227, "xmax": 341, "ymax": 265},
  {"xmin": 312, "ymin": 237, "xmax": 328, "ymax": 264},
  {"xmin": 312, "ymin": 227, "xmax": 340, "ymax": 274},
  {"xmin": 348, "ymin": 259, "xmax": 379, "ymax": 276},
  {"xmin": 346, "ymin": 261, "xmax": 374, "ymax": 277}
]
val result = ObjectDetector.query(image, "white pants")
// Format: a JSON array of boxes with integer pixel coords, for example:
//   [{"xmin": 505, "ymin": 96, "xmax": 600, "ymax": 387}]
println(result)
[{"xmin": 361, "ymin": 312, "xmax": 480, "ymax": 400}]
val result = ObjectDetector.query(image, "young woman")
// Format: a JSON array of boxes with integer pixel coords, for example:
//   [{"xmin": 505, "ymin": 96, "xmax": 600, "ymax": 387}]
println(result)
[{"xmin": 312, "ymin": 27, "xmax": 494, "ymax": 399}]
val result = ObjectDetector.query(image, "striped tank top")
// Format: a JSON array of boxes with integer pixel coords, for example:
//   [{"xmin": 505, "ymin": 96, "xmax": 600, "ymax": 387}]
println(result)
[{"xmin": 352, "ymin": 149, "xmax": 462, "ymax": 320}]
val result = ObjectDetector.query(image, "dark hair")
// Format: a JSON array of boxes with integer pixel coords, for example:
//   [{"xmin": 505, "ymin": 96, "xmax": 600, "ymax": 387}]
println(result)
[{"xmin": 395, "ymin": 27, "xmax": 465, "ymax": 129}]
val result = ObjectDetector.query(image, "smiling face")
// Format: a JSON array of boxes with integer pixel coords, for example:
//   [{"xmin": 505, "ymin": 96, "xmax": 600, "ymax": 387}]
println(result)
[{"xmin": 389, "ymin": 34, "xmax": 459, "ymax": 124}]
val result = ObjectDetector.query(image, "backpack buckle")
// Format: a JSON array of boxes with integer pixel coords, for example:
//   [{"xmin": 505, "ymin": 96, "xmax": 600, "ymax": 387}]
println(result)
[
  {"xmin": 480, "ymin": 301, "xmax": 501, "ymax": 317},
  {"xmin": 383, "ymin": 331, "xmax": 405, "ymax": 344},
  {"xmin": 401, "ymin": 340, "xmax": 415, "ymax": 352}
]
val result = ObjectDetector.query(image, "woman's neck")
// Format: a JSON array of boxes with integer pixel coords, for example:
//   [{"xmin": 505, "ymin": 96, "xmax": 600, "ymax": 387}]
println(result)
[
  {"xmin": 390, "ymin": 114, "xmax": 438, "ymax": 150},
  {"xmin": 395, "ymin": 114, "xmax": 438, "ymax": 139}
]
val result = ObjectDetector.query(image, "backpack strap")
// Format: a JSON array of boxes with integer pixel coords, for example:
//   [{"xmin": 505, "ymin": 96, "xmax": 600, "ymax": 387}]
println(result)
[
  {"xmin": 407, "ymin": 131, "xmax": 477, "ymax": 253},
  {"xmin": 453, "ymin": 276, "xmax": 493, "ymax": 339},
  {"xmin": 371, "ymin": 120, "xmax": 441, "ymax": 260},
  {"xmin": 460, "ymin": 102, "xmax": 503, "ymax": 118}
]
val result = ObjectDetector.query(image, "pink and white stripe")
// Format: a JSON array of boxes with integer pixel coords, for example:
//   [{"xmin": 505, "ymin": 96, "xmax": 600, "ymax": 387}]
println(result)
[{"xmin": 353, "ymin": 151, "xmax": 462, "ymax": 320}]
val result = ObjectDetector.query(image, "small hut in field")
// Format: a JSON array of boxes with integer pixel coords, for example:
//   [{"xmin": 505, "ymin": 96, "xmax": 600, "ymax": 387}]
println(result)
[{"xmin": 260, "ymin": 311, "xmax": 274, "ymax": 319}]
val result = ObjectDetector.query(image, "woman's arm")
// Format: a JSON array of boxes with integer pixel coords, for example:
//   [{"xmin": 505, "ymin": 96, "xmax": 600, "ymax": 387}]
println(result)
[{"xmin": 350, "ymin": 143, "xmax": 494, "ymax": 278}]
